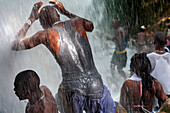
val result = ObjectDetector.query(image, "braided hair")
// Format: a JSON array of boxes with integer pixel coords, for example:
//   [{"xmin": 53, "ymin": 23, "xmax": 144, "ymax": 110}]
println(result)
[{"xmin": 130, "ymin": 53, "xmax": 153, "ymax": 92}]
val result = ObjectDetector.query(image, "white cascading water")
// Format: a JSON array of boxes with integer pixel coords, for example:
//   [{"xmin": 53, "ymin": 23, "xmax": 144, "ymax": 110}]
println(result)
[{"xmin": 0, "ymin": 0, "xmax": 136, "ymax": 112}]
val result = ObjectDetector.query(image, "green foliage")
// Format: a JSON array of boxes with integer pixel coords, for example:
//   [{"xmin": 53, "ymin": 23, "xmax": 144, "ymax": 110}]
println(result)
[{"xmin": 92, "ymin": 0, "xmax": 170, "ymax": 36}]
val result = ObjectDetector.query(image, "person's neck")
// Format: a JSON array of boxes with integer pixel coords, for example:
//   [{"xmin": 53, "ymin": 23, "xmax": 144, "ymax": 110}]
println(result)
[
  {"xmin": 155, "ymin": 47, "xmax": 165, "ymax": 54},
  {"xmin": 29, "ymin": 89, "xmax": 43, "ymax": 105},
  {"xmin": 53, "ymin": 20, "xmax": 65, "ymax": 28}
]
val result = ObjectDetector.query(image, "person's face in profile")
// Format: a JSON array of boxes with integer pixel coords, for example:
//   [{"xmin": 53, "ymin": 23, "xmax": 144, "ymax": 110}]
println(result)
[{"xmin": 14, "ymin": 82, "xmax": 28, "ymax": 100}]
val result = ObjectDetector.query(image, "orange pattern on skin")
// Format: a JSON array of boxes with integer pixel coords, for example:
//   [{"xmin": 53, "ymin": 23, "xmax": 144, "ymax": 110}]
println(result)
[{"xmin": 47, "ymin": 28, "xmax": 60, "ymax": 56}]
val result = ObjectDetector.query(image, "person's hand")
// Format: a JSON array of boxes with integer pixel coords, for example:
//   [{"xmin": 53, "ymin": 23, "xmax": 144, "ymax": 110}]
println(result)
[
  {"xmin": 29, "ymin": 1, "xmax": 44, "ymax": 22},
  {"xmin": 49, "ymin": 0, "xmax": 66, "ymax": 14}
]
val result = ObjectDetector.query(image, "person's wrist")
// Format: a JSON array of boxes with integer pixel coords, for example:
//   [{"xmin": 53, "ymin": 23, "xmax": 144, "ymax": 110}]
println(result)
[
  {"xmin": 25, "ymin": 19, "xmax": 32, "ymax": 26},
  {"xmin": 29, "ymin": 17, "xmax": 36, "ymax": 23}
]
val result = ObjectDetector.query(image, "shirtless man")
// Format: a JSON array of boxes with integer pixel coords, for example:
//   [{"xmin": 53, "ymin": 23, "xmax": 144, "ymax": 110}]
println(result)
[
  {"xmin": 14, "ymin": 70, "xmax": 58, "ymax": 113},
  {"xmin": 136, "ymin": 25, "xmax": 148, "ymax": 53},
  {"xmin": 120, "ymin": 53, "xmax": 168, "ymax": 113},
  {"xmin": 12, "ymin": 1, "xmax": 116, "ymax": 113}
]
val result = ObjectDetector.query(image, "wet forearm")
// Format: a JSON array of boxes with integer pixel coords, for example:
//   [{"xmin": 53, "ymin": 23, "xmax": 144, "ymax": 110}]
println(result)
[
  {"xmin": 12, "ymin": 19, "xmax": 34, "ymax": 50},
  {"xmin": 15, "ymin": 18, "xmax": 34, "ymax": 40},
  {"xmin": 62, "ymin": 10, "xmax": 77, "ymax": 19}
]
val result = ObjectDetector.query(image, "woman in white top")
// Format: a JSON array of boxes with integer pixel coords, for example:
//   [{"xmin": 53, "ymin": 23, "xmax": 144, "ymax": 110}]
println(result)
[{"xmin": 120, "ymin": 53, "xmax": 168, "ymax": 113}]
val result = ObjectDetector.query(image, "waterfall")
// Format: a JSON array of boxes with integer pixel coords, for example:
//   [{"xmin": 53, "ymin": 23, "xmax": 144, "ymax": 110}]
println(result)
[{"xmin": 0, "ymin": 0, "xmax": 135, "ymax": 112}]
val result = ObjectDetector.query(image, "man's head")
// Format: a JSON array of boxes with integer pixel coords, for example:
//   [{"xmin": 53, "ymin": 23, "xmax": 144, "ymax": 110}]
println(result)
[
  {"xmin": 111, "ymin": 18, "xmax": 120, "ymax": 29},
  {"xmin": 14, "ymin": 70, "xmax": 40, "ymax": 100},
  {"xmin": 39, "ymin": 6, "xmax": 60, "ymax": 29},
  {"xmin": 154, "ymin": 32, "xmax": 167, "ymax": 49}
]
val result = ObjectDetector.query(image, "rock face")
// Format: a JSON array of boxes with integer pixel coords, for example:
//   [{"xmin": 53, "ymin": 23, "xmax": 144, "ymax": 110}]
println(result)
[{"xmin": 158, "ymin": 98, "xmax": 170, "ymax": 113}]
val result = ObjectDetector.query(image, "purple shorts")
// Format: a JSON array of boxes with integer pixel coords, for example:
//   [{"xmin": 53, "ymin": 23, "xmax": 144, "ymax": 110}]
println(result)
[{"xmin": 57, "ymin": 85, "xmax": 116, "ymax": 113}]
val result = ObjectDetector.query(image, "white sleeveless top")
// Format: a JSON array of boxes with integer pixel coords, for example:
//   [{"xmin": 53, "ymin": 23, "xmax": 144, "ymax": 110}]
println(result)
[{"xmin": 147, "ymin": 52, "xmax": 170, "ymax": 95}]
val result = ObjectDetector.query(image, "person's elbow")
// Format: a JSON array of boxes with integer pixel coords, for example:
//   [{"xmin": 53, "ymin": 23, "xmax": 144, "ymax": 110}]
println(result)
[
  {"xmin": 11, "ymin": 40, "xmax": 23, "ymax": 51},
  {"xmin": 11, "ymin": 41, "xmax": 19, "ymax": 51},
  {"xmin": 88, "ymin": 22, "xmax": 94, "ymax": 32},
  {"xmin": 84, "ymin": 21, "xmax": 94, "ymax": 32},
  {"xmin": 87, "ymin": 22, "xmax": 94, "ymax": 32}
]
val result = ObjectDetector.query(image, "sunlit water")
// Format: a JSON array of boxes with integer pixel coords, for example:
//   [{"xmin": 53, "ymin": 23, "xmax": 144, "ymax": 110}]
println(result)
[{"xmin": 0, "ymin": 0, "xmax": 136, "ymax": 112}]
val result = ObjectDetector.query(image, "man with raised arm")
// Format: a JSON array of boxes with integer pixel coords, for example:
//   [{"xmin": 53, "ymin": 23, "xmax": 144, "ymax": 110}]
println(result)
[
  {"xmin": 12, "ymin": 1, "xmax": 116, "ymax": 113},
  {"xmin": 106, "ymin": 19, "xmax": 127, "ymax": 79}
]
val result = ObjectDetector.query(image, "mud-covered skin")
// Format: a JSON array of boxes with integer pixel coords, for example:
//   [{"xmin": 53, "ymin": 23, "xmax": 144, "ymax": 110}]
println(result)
[{"xmin": 54, "ymin": 21, "xmax": 103, "ymax": 98}]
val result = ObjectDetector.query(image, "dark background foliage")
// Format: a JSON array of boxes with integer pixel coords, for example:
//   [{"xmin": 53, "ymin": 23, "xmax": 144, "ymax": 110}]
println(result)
[{"xmin": 92, "ymin": 0, "xmax": 170, "ymax": 36}]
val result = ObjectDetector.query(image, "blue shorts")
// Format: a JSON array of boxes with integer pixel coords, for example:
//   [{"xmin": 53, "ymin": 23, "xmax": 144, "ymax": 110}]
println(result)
[{"xmin": 56, "ymin": 85, "xmax": 116, "ymax": 113}]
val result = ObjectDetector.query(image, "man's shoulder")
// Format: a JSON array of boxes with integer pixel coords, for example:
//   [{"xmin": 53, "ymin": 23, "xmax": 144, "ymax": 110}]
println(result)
[
  {"xmin": 40, "ymin": 85, "xmax": 49, "ymax": 91},
  {"xmin": 35, "ymin": 29, "xmax": 50, "ymax": 36},
  {"xmin": 147, "ymin": 52, "xmax": 170, "ymax": 57},
  {"xmin": 147, "ymin": 52, "xmax": 154, "ymax": 56},
  {"xmin": 40, "ymin": 85, "xmax": 54, "ymax": 98}
]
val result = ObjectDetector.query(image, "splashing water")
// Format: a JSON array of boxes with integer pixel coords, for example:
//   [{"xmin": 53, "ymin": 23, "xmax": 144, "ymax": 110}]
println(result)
[{"xmin": 0, "ymin": 0, "xmax": 135, "ymax": 112}]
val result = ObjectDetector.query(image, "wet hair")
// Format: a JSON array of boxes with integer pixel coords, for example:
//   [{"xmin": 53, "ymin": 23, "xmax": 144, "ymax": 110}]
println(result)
[
  {"xmin": 130, "ymin": 53, "xmax": 153, "ymax": 92},
  {"xmin": 14, "ymin": 70, "xmax": 40, "ymax": 92},
  {"xmin": 39, "ymin": 6, "xmax": 60, "ymax": 29},
  {"xmin": 154, "ymin": 32, "xmax": 167, "ymax": 48}
]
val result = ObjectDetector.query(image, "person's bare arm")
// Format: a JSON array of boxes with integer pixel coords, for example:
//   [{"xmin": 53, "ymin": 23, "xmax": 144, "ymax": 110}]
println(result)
[
  {"xmin": 117, "ymin": 29, "xmax": 122, "ymax": 46},
  {"xmin": 154, "ymin": 80, "xmax": 168, "ymax": 102},
  {"xmin": 12, "ymin": 1, "xmax": 44, "ymax": 50},
  {"xmin": 49, "ymin": 0, "xmax": 77, "ymax": 19},
  {"xmin": 50, "ymin": 0, "xmax": 94, "ymax": 32},
  {"xmin": 12, "ymin": 31, "xmax": 48, "ymax": 51},
  {"xmin": 120, "ymin": 81, "xmax": 130, "ymax": 111}
]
